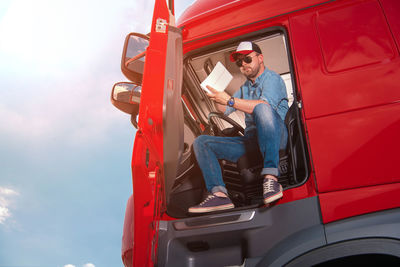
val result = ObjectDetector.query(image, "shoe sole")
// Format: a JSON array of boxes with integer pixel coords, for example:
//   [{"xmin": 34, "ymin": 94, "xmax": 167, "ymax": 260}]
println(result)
[
  {"xmin": 263, "ymin": 185, "xmax": 283, "ymax": 204},
  {"xmin": 188, "ymin": 203, "xmax": 235, "ymax": 213}
]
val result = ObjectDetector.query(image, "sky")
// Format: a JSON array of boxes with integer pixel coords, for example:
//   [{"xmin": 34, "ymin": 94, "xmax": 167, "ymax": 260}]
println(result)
[{"xmin": 0, "ymin": 0, "xmax": 193, "ymax": 266}]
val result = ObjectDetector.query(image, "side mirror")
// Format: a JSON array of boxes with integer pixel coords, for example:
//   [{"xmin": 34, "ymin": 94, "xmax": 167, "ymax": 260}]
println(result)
[
  {"xmin": 121, "ymin": 33, "xmax": 150, "ymax": 85},
  {"xmin": 111, "ymin": 82, "xmax": 141, "ymax": 128}
]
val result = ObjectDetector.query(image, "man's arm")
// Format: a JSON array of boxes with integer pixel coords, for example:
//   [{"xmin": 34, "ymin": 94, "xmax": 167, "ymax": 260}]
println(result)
[
  {"xmin": 229, "ymin": 98, "xmax": 266, "ymax": 114},
  {"xmin": 214, "ymin": 102, "xmax": 226, "ymax": 113},
  {"xmin": 206, "ymin": 85, "xmax": 267, "ymax": 114}
]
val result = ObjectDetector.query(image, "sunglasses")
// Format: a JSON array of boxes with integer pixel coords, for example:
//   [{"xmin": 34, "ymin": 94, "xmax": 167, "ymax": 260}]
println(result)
[{"xmin": 235, "ymin": 54, "xmax": 258, "ymax": 67}]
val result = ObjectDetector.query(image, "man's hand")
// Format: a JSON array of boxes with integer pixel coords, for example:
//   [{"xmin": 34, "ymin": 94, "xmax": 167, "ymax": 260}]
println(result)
[
  {"xmin": 206, "ymin": 85, "xmax": 268, "ymax": 114},
  {"xmin": 206, "ymin": 85, "xmax": 230, "ymax": 105}
]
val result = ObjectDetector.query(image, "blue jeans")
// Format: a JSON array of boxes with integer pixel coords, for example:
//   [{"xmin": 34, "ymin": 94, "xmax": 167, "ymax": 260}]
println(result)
[{"xmin": 193, "ymin": 103, "xmax": 288, "ymax": 194}]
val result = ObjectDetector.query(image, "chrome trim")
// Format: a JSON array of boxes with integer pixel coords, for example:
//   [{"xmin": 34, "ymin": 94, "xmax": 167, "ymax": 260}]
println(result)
[{"xmin": 173, "ymin": 210, "xmax": 256, "ymax": 231}]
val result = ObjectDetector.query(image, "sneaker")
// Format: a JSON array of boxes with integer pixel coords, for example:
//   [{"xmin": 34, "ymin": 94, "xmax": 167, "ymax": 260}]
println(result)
[
  {"xmin": 263, "ymin": 178, "xmax": 283, "ymax": 204},
  {"xmin": 188, "ymin": 194, "xmax": 234, "ymax": 213}
]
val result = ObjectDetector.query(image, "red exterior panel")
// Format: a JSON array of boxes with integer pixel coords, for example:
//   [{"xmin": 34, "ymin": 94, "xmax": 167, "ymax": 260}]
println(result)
[
  {"xmin": 277, "ymin": 174, "xmax": 318, "ymax": 205},
  {"xmin": 316, "ymin": 0, "xmax": 396, "ymax": 73},
  {"xmin": 381, "ymin": 0, "xmax": 400, "ymax": 49},
  {"xmin": 288, "ymin": 0, "xmax": 400, "ymax": 222},
  {"xmin": 178, "ymin": 0, "xmax": 330, "ymax": 43},
  {"xmin": 306, "ymin": 102, "xmax": 400, "ymax": 193},
  {"xmin": 289, "ymin": 0, "xmax": 400, "ymax": 120},
  {"xmin": 320, "ymin": 182, "xmax": 400, "ymax": 223}
]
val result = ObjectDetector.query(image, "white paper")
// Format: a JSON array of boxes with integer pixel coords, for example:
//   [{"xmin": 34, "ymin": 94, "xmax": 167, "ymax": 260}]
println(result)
[{"xmin": 200, "ymin": 61, "xmax": 233, "ymax": 94}]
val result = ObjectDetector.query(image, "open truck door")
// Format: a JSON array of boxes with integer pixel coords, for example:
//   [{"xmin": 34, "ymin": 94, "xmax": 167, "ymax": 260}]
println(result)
[{"xmin": 113, "ymin": 0, "xmax": 183, "ymax": 266}]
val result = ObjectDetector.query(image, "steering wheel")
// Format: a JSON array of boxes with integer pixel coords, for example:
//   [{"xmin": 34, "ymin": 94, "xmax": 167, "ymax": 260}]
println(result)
[{"xmin": 208, "ymin": 112, "xmax": 245, "ymax": 136}]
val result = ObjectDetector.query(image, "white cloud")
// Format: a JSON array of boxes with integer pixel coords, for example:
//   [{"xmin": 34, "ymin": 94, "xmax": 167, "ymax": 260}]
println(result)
[
  {"xmin": 0, "ymin": 61, "xmax": 131, "ymax": 149},
  {"xmin": 0, "ymin": 0, "xmax": 140, "ymax": 73},
  {"xmin": 0, "ymin": 187, "xmax": 19, "ymax": 224},
  {"xmin": 0, "ymin": 81, "xmax": 122, "ymax": 149},
  {"xmin": 64, "ymin": 265, "xmax": 76, "ymax": 267},
  {"xmin": 0, "ymin": 0, "xmax": 141, "ymax": 150},
  {"xmin": 0, "ymin": 104, "xmax": 52, "ymax": 139},
  {"xmin": 0, "ymin": 206, "xmax": 11, "ymax": 224},
  {"xmin": 126, "ymin": 0, "xmax": 154, "ymax": 33}
]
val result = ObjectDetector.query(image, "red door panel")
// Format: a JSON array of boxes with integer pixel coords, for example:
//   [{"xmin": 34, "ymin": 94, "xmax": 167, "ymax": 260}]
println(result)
[
  {"xmin": 131, "ymin": 132, "xmax": 161, "ymax": 266},
  {"xmin": 131, "ymin": 0, "xmax": 183, "ymax": 266}
]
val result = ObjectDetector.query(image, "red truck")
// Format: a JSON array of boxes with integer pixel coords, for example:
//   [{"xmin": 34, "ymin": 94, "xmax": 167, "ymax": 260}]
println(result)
[{"xmin": 111, "ymin": 0, "xmax": 400, "ymax": 266}]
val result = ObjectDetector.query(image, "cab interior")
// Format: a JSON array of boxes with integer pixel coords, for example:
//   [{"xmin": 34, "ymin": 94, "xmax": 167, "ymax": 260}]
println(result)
[{"xmin": 167, "ymin": 30, "xmax": 309, "ymax": 218}]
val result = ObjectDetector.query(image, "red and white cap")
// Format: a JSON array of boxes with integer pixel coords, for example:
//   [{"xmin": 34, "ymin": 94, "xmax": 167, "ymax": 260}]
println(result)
[{"xmin": 230, "ymin": 41, "xmax": 262, "ymax": 62}]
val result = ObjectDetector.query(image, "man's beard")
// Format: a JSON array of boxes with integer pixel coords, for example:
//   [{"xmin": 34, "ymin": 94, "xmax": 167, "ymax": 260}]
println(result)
[{"xmin": 243, "ymin": 63, "xmax": 260, "ymax": 79}]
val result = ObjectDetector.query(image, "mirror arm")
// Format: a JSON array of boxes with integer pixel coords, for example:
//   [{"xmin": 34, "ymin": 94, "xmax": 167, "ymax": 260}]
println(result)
[
  {"xmin": 125, "ymin": 51, "xmax": 146, "ymax": 67},
  {"xmin": 169, "ymin": 0, "xmax": 174, "ymax": 16},
  {"xmin": 130, "ymin": 114, "xmax": 138, "ymax": 129}
]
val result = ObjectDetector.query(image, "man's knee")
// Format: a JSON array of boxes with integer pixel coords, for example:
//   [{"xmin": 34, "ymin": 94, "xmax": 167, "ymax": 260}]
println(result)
[
  {"xmin": 193, "ymin": 135, "xmax": 209, "ymax": 150},
  {"xmin": 193, "ymin": 135, "xmax": 204, "ymax": 148},
  {"xmin": 253, "ymin": 103, "xmax": 275, "ymax": 124},
  {"xmin": 253, "ymin": 102, "xmax": 273, "ymax": 116}
]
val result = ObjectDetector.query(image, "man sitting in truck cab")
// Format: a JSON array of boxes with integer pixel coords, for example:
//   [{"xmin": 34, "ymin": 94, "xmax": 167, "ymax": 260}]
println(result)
[{"xmin": 188, "ymin": 41, "xmax": 289, "ymax": 213}]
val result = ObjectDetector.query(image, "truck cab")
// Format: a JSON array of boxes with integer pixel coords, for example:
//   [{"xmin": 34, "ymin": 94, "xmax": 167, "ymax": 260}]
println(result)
[{"xmin": 112, "ymin": 0, "xmax": 400, "ymax": 266}]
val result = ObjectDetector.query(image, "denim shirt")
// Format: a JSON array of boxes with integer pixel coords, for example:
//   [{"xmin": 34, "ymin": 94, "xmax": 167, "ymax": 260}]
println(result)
[{"xmin": 225, "ymin": 67, "xmax": 289, "ymax": 130}]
